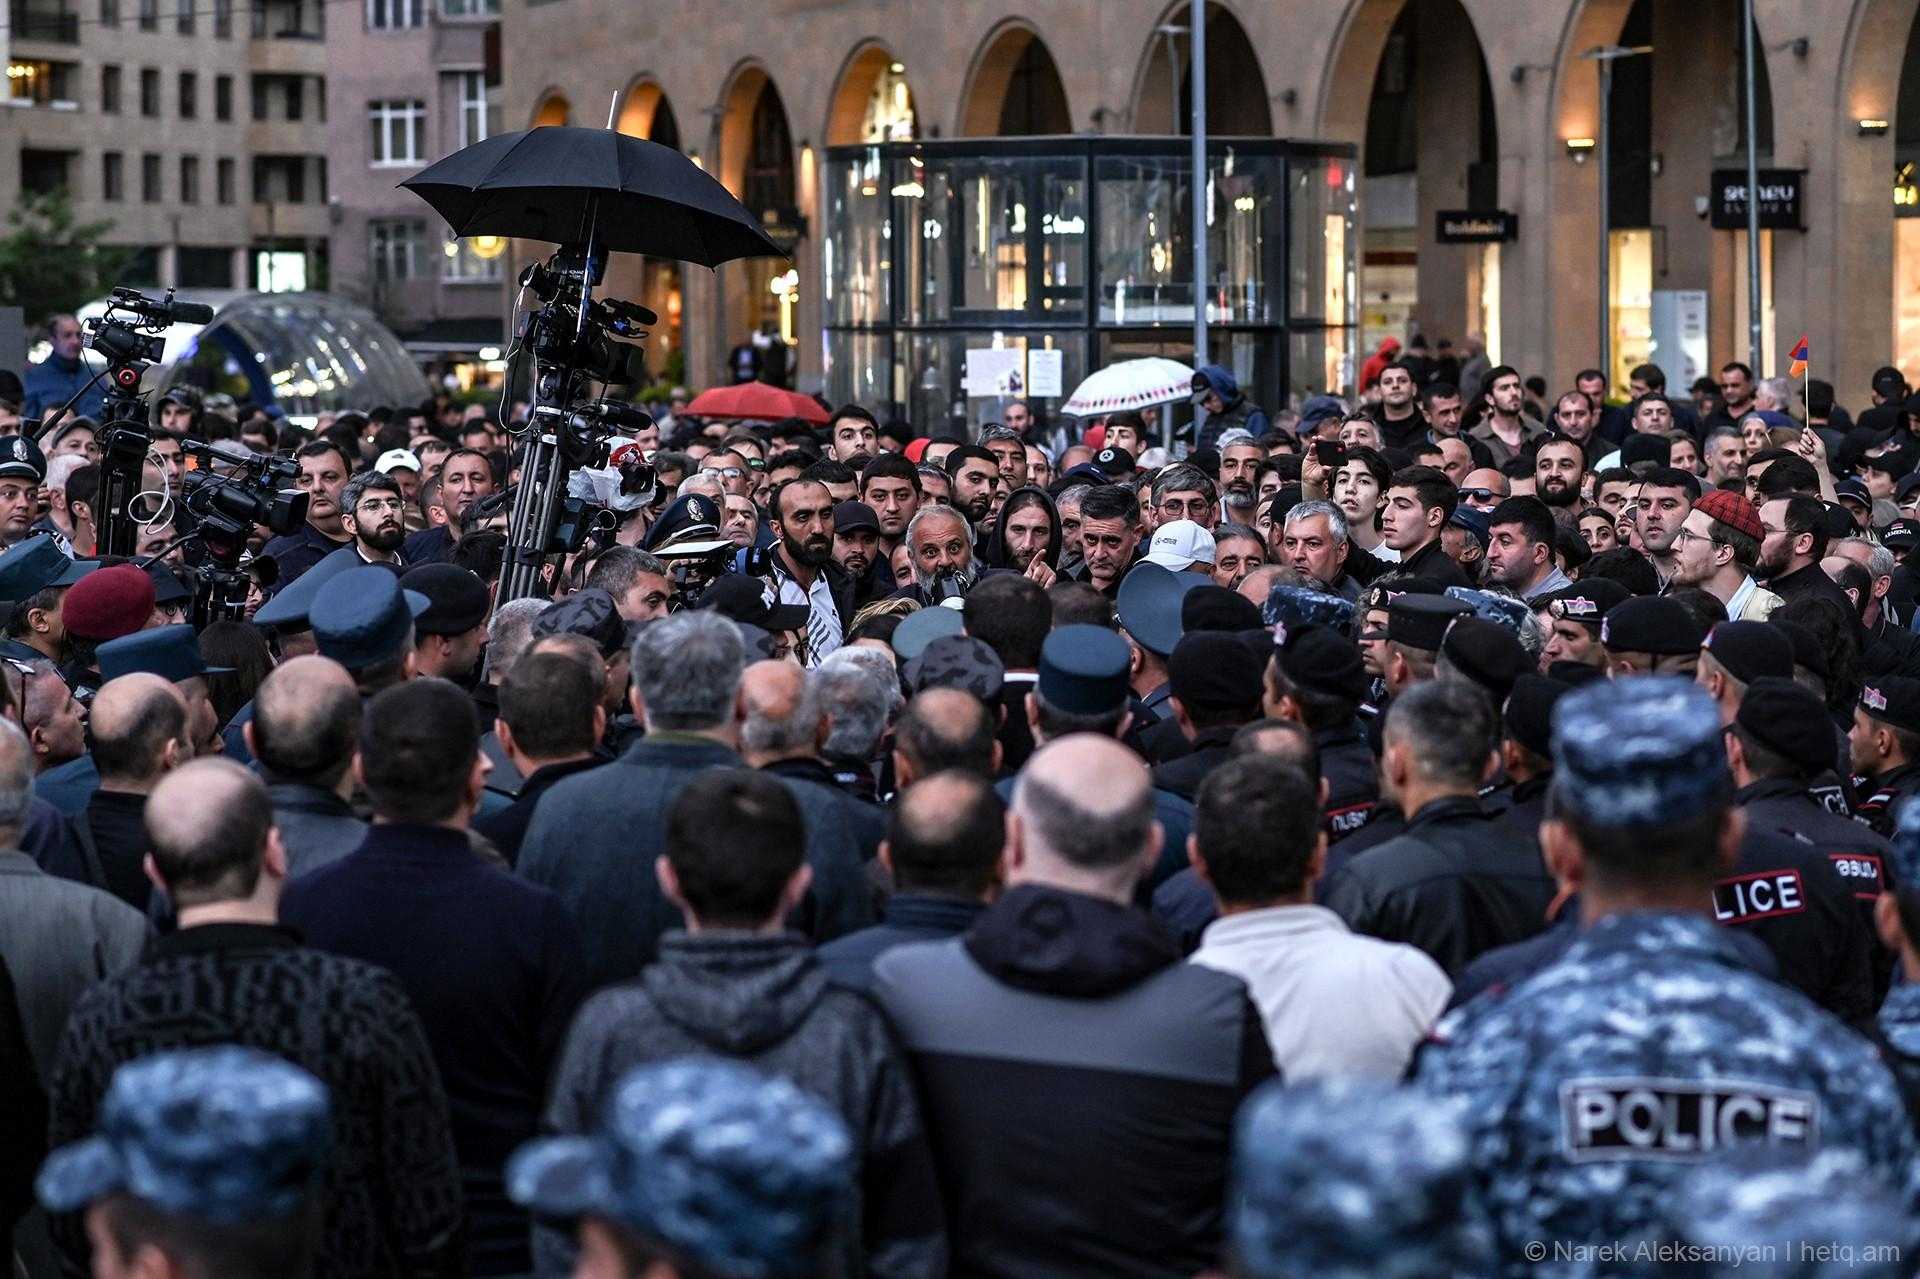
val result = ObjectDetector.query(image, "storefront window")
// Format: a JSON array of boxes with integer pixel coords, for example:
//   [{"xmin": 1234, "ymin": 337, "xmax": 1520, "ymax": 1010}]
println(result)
[
  {"xmin": 1098, "ymin": 153, "xmax": 1192, "ymax": 325},
  {"xmin": 899, "ymin": 159, "xmax": 950, "ymax": 324},
  {"xmin": 1608, "ymin": 229, "xmax": 1654, "ymax": 398},
  {"xmin": 824, "ymin": 147, "xmax": 890, "ymax": 326},
  {"xmin": 1205, "ymin": 149, "xmax": 1282, "ymax": 325},
  {"xmin": 908, "ymin": 330, "xmax": 1085, "ymax": 439},
  {"xmin": 823, "ymin": 330, "xmax": 893, "ymax": 411},
  {"xmin": 1290, "ymin": 157, "xmax": 1356, "ymax": 325},
  {"xmin": 1288, "ymin": 327, "xmax": 1353, "ymax": 402}
]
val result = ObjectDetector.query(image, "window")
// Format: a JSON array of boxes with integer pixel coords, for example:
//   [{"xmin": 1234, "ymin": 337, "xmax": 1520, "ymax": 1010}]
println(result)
[
  {"xmin": 8, "ymin": 62, "xmax": 78, "ymax": 107},
  {"xmin": 178, "ymin": 72, "xmax": 196, "ymax": 118},
  {"xmin": 284, "ymin": 77, "xmax": 301, "ymax": 120},
  {"xmin": 214, "ymin": 0, "xmax": 231, "ymax": 35},
  {"xmin": 365, "ymin": 0, "xmax": 422, "ymax": 29},
  {"xmin": 368, "ymin": 99, "xmax": 424, "ymax": 166},
  {"xmin": 137, "ymin": 0, "xmax": 155, "ymax": 29},
  {"xmin": 217, "ymin": 157, "xmax": 234, "ymax": 203},
  {"xmin": 20, "ymin": 150, "xmax": 73, "ymax": 196},
  {"xmin": 139, "ymin": 68, "xmax": 158, "ymax": 117},
  {"xmin": 250, "ymin": 77, "xmax": 266, "ymax": 121},
  {"xmin": 180, "ymin": 156, "xmax": 199, "ymax": 203},
  {"xmin": 252, "ymin": 155, "xmax": 307, "ymax": 203},
  {"xmin": 215, "ymin": 75, "xmax": 232, "ymax": 120},
  {"xmin": 101, "ymin": 65, "xmax": 121, "ymax": 114},
  {"xmin": 456, "ymin": 71, "xmax": 488, "ymax": 148},
  {"xmin": 439, "ymin": 0, "xmax": 496, "ymax": 14},
  {"xmin": 369, "ymin": 219, "xmax": 425, "ymax": 283},
  {"xmin": 102, "ymin": 152, "xmax": 123, "ymax": 201},
  {"xmin": 99, "ymin": 0, "xmax": 118, "ymax": 27},
  {"xmin": 176, "ymin": 0, "xmax": 193, "ymax": 34},
  {"xmin": 141, "ymin": 152, "xmax": 161, "ymax": 202},
  {"xmin": 443, "ymin": 235, "xmax": 502, "ymax": 282}
]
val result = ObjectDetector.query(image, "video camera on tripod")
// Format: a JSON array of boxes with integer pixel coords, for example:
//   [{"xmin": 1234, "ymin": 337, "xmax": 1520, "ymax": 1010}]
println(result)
[{"xmin": 144, "ymin": 442, "xmax": 307, "ymax": 628}]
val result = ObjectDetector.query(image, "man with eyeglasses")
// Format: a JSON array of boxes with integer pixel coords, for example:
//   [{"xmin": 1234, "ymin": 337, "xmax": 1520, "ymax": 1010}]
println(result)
[
  {"xmin": 339, "ymin": 472, "xmax": 408, "ymax": 567},
  {"xmin": 696, "ymin": 449, "xmax": 755, "ymax": 499},
  {"xmin": 1666, "ymin": 491, "xmax": 1782, "ymax": 623},
  {"xmin": 1148, "ymin": 463, "xmax": 1216, "ymax": 533}
]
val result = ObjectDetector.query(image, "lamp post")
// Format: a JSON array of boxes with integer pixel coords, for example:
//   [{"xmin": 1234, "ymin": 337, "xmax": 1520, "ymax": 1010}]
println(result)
[
  {"xmin": 1741, "ymin": 0, "xmax": 1763, "ymax": 375},
  {"xmin": 1581, "ymin": 44, "xmax": 1651, "ymax": 393},
  {"xmin": 1189, "ymin": 0, "xmax": 1207, "ymax": 451}
]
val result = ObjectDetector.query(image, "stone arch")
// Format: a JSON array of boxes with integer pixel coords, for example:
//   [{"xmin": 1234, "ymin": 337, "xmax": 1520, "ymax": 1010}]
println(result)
[
  {"xmin": 615, "ymin": 78, "xmax": 679, "ymax": 149},
  {"xmin": 1130, "ymin": 1, "xmax": 1272, "ymax": 134},
  {"xmin": 530, "ymin": 90, "xmax": 570, "ymax": 128},
  {"xmin": 825, "ymin": 41, "xmax": 918, "ymax": 145},
  {"xmin": 957, "ymin": 19, "xmax": 1072, "ymax": 136}
]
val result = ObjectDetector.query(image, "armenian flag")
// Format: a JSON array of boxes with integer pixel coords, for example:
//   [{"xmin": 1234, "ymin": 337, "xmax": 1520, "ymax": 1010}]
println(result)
[{"xmin": 1788, "ymin": 334, "xmax": 1810, "ymax": 379}]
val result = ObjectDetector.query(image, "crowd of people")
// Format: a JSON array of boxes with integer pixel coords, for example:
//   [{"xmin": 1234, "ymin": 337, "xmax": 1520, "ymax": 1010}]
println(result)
[{"xmin": 8, "ymin": 331, "xmax": 1920, "ymax": 1277}]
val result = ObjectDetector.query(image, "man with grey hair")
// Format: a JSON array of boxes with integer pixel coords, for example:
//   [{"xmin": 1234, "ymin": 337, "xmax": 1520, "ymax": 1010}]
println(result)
[
  {"xmin": 517, "ymin": 610, "xmax": 872, "ymax": 987},
  {"xmin": 873, "ymin": 734, "xmax": 1274, "ymax": 1275},
  {"xmin": 1280, "ymin": 499, "xmax": 1360, "ymax": 598},
  {"xmin": 815, "ymin": 647, "xmax": 899, "ymax": 802},
  {"xmin": 895, "ymin": 505, "xmax": 977, "ymax": 605},
  {"xmin": 1148, "ymin": 463, "xmax": 1216, "ymax": 532},
  {"xmin": 740, "ymin": 660, "xmax": 884, "ymax": 855},
  {"xmin": 478, "ymin": 595, "xmax": 549, "ymax": 800}
]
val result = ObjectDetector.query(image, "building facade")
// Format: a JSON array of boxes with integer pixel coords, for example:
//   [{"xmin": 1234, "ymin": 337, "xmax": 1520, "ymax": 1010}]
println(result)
[
  {"xmin": 497, "ymin": 0, "xmax": 1920, "ymax": 417},
  {"xmin": 0, "ymin": 0, "xmax": 504, "ymax": 367}
]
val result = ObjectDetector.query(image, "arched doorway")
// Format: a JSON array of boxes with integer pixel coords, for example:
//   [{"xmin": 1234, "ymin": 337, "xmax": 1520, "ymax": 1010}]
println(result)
[
  {"xmin": 718, "ymin": 68, "xmax": 799, "ymax": 385},
  {"xmin": 612, "ymin": 80, "xmax": 685, "ymax": 379},
  {"xmin": 615, "ymin": 80, "xmax": 679, "ymax": 149},
  {"xmin": 531, "ymin": 91, "xmax": 569, "ymax": 128},
  {"xmin": 1891, "ymin": 7, "xmax": 1920, "ymax": 375},
  {"xmin": 1342, "ymin": 0, "xmax": 1498, "ymax": 381},
  {"xmin": 826, "ymin": 44, "xmax": 917, "ymax": 145},
  {"xmin": 959, "ymin": 25, "xmax": 1071, "ymax": 136},
  {"xmin": 1131, "ymin": 3, "xmax": 1271, "ymax": 135}
]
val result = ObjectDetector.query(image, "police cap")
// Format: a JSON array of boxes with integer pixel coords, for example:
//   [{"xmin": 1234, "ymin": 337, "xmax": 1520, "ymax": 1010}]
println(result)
[
  {"xmin": 1385, "ymin": 594, "xmax": 1471, "ymax": 652},
  {"xmin": 1551, "ymin": 674, "xmax": 1731, "ymax": 829},
  {"xmin": 1036, "ymin": 624, "xmax": 1131, "ymax": 716},
  {"xmin": 1599, "ymin": 595, "xmax": 1705, "ymax": 656}
]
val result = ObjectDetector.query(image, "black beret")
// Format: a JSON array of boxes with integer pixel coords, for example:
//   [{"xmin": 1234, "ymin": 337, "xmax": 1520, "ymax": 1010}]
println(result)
[
  {"xmin": 1702, "ymin": 620, "xmax": 1793, "ymax": 684},
  {"xmin": 1182, "ymin": 585, "xmax": 1263, "ymax": 634},
  {"xmin": 1861, "ymin": 676, "xmax": 1920, "ymax": 735},
  {"xmin": 1385, "ymin": 594, "xmax": 1472, "ymax": 651},
  {"xmin": 1275, "ymin": 625, "xmax": 1369, "ymax": 703},
  {"xmin": 398, "ymin": 564, "xmax": 491, "ymax": 637},
  {"xmin": 1536, "ymin": 579, "xmax": 1633, "ymax": 630},
  {"xmin": 1440, "ymin": 617, "xmax": 1531, "ymax": 701},
  {"xmin": 1168, "ymin": 630, "xmax": 1265, "ymax": 713},
  {"xmin": 1600, "ymin": 595, "xmax": 1704, "ymax": 656},
  {"xmin": 1737, "ymin": 677, "xmax": 1836, "ymax": 774},
  {"xmin": 1546, "ymin": 660, "xmax": 1610, "ymax": 687},
  {"xmin": 1504, "ymin": 674, "xmax": 1572, "ymax": 758},
  {"xmin": 1770, "ymin": 618, "xmax": 1829, "ymax": 680},
  {"xmin": 1620, "ymin": 433, "xmax": 1671, "ymax": 469}
]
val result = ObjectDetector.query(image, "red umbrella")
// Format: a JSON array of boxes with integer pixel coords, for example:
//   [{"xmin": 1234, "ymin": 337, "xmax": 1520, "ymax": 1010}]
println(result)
[{"xmin": 685, "ymin": 383, "xmax": 828, "ymax": 424}]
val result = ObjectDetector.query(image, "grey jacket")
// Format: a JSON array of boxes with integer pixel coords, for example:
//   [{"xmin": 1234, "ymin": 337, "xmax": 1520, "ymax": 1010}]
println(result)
[
  {"xmin": 536, "ymin": 932, "xmax": 947, "ymax": 1278},
  {"xmin": 268, "ymin": 781, "xmax": 369, "ymax": 880},
  {"xmin": 0, "ymin": 849, "xmax": 150, "ymax": 1080}
]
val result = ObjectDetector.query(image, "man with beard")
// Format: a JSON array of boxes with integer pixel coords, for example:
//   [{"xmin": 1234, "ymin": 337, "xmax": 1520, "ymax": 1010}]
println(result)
[
  {"xmin": 1068, "ymin": 484, "xmax": 1145, "ymax": 598},
  {"xmin": 1532, "ymin": 437, "xmax": 1585, "ymax": 512},
  {"xmin": 1217, "ymin": 433, "xmax": 1267, "ymax": 513},
  {"xmin": 1483, "ymin": 497, "xmax": 1571, "ymax": 599},
  {"xmin": 1467, "ymin": 366, "xmax": 1545, "ymax": 467},
  {"xmin": 830, "ymin": 501, "xmax": 885, "ymax": 605},
  {"xmin": 1665, "ymin": 490, "xmax": 1782, "ymax": 622},
  {"xmin": 1366, "ymin": 362, "xmax": 1427, "ymax": 450},
  {"xmin": 263, "ymin": 441, "xmax": 353, "ymax": 587},
  {"xmin": 761, "ymin": 479, "xmax": 850, "ymax": 667},
  {"xmin": 980, "ymin": 425, "xmax": 1029, "ymax": 489},
  {"xmin": 894, "ymin": 505, "xmax": 978, "ymax": 605},
  {"xmin": 945, "ymin": 445, "xmax": 1001, "ymax": 533},
  {"xmin": 339, "ymin": 471, "xmax": 408, "ymax": 566},
  {"xmin": 825, "ymin": 405, "xmax": 879, "ymax": 468},
  {"xmin": 1758, "ymin": 494, "xmax": 1855, "ymax": 617},
  {"xmin": 1632, "ymin": 466, "xmax": 1698, "ymax": 587}
]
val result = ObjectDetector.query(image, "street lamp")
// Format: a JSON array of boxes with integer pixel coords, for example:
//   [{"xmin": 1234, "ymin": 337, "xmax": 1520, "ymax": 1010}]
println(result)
[{"xmin": 1581, "ymin": 44, "xmax": 1652, "ymax": 393}]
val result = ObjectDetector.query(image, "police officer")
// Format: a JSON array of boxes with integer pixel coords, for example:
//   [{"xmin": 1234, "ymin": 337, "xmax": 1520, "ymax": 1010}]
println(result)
[
  {"xmin": 1850, "ymin": 675, "xmax": 1920, "ymax": 838},
  {"xmin": 1230, "ymin": 1079, "xmax": 1495, "ymax": 1277},
  {"xmin": 1534, "ymin": 579, "xmax": 1630, "ymax": 672},
  {"xmin": 509, "ymin": 1058, "xmax": 853, "ymax": 1279},
  {"xmin": 36, "ymin": 1045, "xmax": 332, "ymax": 1279},
  {"xmin": 1599, "ymin": 595, "xmax": 1705, "ymax": 677},
  {"xmin": 0, "ymin": 535, "xmax": 95, "ymax": 665},
  {"xmin": 1263, "ymin": 623, "xmax": 1377, "ymax": 843},
  {"xmin": 1494, "ymin": 674, "xmax": 1572, "ymax": 843},
  {"xmin": 1877, "ymin": 804, "xmax": 1920, "ymax": 1125},
  {"xmin": 1115, "ymin": 561, "xmax": 1205, "ymax": 724},
  {"xmin": 1379, "ymin": 593, "xmax": 1472, "ymax": 698},
  {"xmin": 1733, "ymin": 677, "xmax": 1899, "ymax": 1002},
  {"xmin": 1417, "ymin": 676, "xmax": 1915, "ymax": 1273},
  {"xmin": 1669, "ymin": 1148, "xmax": 1918, "ymax": 1279}
]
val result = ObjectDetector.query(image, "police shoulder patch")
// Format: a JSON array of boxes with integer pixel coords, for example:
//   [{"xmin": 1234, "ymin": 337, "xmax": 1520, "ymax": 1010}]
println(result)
[{"xmin": 1559, "ymin": 1077, "xmax": 1819, "ymax": 1161}]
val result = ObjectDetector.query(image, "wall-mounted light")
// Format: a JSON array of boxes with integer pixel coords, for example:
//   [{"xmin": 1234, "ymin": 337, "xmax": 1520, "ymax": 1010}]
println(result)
[
  {"xmin": 1565, "ymin": 137, "xmax": 1596, "ymax": 163},
  {"xmin": 1858, "ymin": 118, "xmax": 1891, "ymax": 137}
]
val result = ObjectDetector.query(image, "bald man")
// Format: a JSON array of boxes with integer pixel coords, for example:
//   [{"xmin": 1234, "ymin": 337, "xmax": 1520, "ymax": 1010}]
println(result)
[
  {"xmin": 244, "ymin": 656, "xmax": 368, "ymax": 878},
  {"xmin": 871, "ymin": 734, "xmax": 1277, "ymax": 1276},
  {"xmin": 741, "ymin": 659, "xmax": 886, "ymax": 859},
  {"xmin": 891, "ymin": 687, "xmax": 1001, "ymax": 786},
  {"xmin": 54, "ymin": 674, "xmax": 189, "ymax": 910}
]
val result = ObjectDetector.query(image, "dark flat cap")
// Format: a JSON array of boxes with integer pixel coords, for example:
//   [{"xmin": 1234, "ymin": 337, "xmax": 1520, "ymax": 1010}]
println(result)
[
  {"xmin": 1038, "ymin": 625, "xmax": 1131, "ymax": 716},
  {"xmin": 534, "ymin": 587, "xmax": 630, "ymax": 658},
  {"xmin": 1168, "ymin": 630, "xmax": 1264, "ymax": 714},
  {"xmin": 1275, "ymin": 625, "xmax": 1368, "ymax": 703},
  {"xmin": 1182, "ymin": 585, "xmax": 1262, "ymax": 634},
  {"xmin": 1504, "ymin": 674, "xmax": 1572, "ymax": 758},
  {"xmin": 311, "ymin": 567, "xmax": 430, "ymax": 669},
  {"xmin": 1770, "ymin": 618, "xmax": 1828, "ymax": 679},
  {"xmin": 400, "ymin": 564, "xmax": 491, "ymax": 636},
  {"xmin": 1385, "ymin": 594, "xmax": 1472, "ymax": 652},
  {"xmin": 1537, "ymin": 579, "xmax": 1632, "ymax": 630},
  {"xmin": 1703, "ymin": 620, "xmax": 1793, "ymax": 684},
  {"xmin": 1736, "ymin": 677, "xmax": 1835, "ymax": 775},
  {"xmin": 833, "ymin": 501, "xmax": 881, "ymax": 535},
  {"xmin": 1440, "ymin": 617, "xmax": 1531, "ymax": 700},
  {"xmin": 0, "ymin": 535, "xmax": 90, "ymax": 604},
  {"xmin": 1117, "ymin": 562, "xmax": 1208, "ymax": 658},
  {"xmin": 1600, "ymin": 595, "xmax": 1704, "ymax": 656},
  {"xmin": 1861, "ymin": 676, "xmax": 1920, "ymax": 735},
  {"xmin": 97, "ymin": 624, "xmax": 232, "ymax": 685}
]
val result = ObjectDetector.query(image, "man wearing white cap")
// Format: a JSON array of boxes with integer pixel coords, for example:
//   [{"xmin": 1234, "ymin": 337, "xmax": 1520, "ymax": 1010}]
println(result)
[
  {"xmin": 1143, "ymin": 519, "xmax": 1216, "ymax": 576},
  {"xmin": 373, "ymin": 448, "xmax": 423, "ymax": 507}
]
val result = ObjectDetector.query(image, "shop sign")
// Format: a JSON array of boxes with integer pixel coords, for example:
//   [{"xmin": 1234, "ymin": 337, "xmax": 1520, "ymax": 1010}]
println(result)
[
  {"xmin": 1710, "ymin": 170, "xmax": 1804, "ymax": 231},
  {"xmin": 1435, "ymin": 210, "xmax": 1517, "ymax": 243}
]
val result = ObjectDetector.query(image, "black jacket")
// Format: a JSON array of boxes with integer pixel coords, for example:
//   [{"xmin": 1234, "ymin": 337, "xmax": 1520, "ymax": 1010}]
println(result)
[
  {"xmin": 1855, "ymin": 762, "xmax": 1920, "ymax": 839},
  {"xmin": 1321, "ymin": 794, "xmax": 1555, "ymax": 976},
  {"xmin": 1495, "ymin": 773, "xmax": 1553, "ymax": 843},
  {"xmin": 470, "ymin": 755, "xmax": 604, "ymax": 868},
  {"xmin": 44, "ymin": 790, "xmax": 152, "ymax": 913},
  {"xmin": 538, "ymin": 933, "xmax": 947, "ymax": 1278},
  {"xmin": 1150, "ymin": 725, "xmax": 1240, "ymax": 802},
  {"xmin": 1861, "ymin": 612, "xmax": 1920, "ymax": 678},
  {"xmin": 263, "ymin": 521, "xmax": 354, "ymax": 589},
  {"xmin": 1315, "ymin": 720, "xmax": 1379, "ymax": 841},
  {"xmin": 872, "ymin": 885, "xmax": 1274, "ymax": 1278},
  {"xmin": 1396, "ymin": 536, "xmax": 1472, "ymax": 588},
  {"xmin": 1769, "ymin": 560, "xmax": 1860, "ymax": 619}
]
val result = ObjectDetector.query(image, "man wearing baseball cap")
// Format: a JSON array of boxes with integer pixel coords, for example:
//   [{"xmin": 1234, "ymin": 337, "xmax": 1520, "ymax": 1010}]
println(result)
[{"xmin": 1666, "ymin": 488, "xmax": 1782, "ymax": 621}]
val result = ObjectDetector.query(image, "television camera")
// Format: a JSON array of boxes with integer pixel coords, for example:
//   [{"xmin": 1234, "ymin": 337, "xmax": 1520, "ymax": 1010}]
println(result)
[{"xmin": 144, "ymin": 443, "xmax": 308, "ymax": 627}]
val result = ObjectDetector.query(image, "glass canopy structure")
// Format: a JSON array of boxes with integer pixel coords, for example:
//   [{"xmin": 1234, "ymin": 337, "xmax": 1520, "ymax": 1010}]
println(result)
[{"xmin": 822, "ymin": 136, "xmax": 1358, "ymax": 437}]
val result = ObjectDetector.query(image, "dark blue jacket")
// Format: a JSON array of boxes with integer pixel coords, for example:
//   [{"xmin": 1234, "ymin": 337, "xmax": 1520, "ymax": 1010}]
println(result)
[
  {"xmin": 401, "ymin": 524, "xmax": 456, "ymax": 566},
  {"xmin": 816, "ymin": 895, "xmax": 987, "ymax": 992},
  {"xmin": 471, "ymin": 756, "xmax": 603, "ymax": 868},
  {"xmin": 280, "ymin": 823, "xmax": 587, "ymax": 1277},
  {"xmin": 261, "ymin": 522, "xmax": 351, "ymax": 592},
  {"xmin": 22, "ymin": 354, "xmax": 104, "ymax": 422}
]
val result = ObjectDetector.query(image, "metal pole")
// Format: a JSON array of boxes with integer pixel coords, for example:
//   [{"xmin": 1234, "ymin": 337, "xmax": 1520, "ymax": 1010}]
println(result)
[
  {"xmin": 1189, "ymin": 0, "xmax": 1207, "ymax": 452},
  {"xmin": 1742, "ymin": 0, "xmax": 1764, "ymax": 375},
  {"xmin": 1597, "ymin": 57, "xmax": 1611, "ymax": 390}
]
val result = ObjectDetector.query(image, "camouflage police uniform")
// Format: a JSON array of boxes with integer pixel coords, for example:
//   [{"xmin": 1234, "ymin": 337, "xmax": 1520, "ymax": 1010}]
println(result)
[{"xmin": 1416, "ymin": 678, "xmax": 1918, "ymax": 1276}]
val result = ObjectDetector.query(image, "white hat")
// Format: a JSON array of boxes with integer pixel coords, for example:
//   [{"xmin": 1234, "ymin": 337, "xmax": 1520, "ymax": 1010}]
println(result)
[
  {"xmin": 374, "ymin": 448, "xmax": 422, "ymax": 475},
  {"xmin": 1143, "ymin": 519, "xmax": 1216, "ymax": 571}
]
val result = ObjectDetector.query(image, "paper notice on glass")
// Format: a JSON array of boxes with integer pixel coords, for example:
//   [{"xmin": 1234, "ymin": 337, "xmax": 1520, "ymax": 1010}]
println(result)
[
  {"xmin": 1027, "ymin": 348, "xmax": 1063, "ymax": 398},
  {"xmin": 965, "ymin": 347, "xmax": 1024, "ymax": 396}
]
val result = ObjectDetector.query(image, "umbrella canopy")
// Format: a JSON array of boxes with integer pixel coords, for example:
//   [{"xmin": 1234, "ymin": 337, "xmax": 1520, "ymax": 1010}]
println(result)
[
  {"xmin": 401, "ymin": 127, "xmax": 784, "ymax": 267},
  {"xmin": 1061, "ymin": 357, "xmax": 1197, "ymax": 418},
  {"xmin": 686, "ymin": 383, "xmax": 828, "ymax": 425}
]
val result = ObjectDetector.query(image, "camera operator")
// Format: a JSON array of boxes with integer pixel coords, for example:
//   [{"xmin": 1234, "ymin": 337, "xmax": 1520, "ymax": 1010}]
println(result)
[
  {"xmin": 339, "ymin": 471, "xmax": 408, "ymax": 567},
  {"xmin": 755, "ymin": 478, "xmax": 850, "ymax": 668},
  {"xmin": 155, "ymin": 386, "xmax": 199, "ymax": 440},
  {"xmin": 262, "ymin": 441, "xmax": 353, "ymax": 589}
]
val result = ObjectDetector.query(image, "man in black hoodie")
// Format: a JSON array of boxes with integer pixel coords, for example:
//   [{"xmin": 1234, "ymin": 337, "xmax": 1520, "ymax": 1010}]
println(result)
[
  {"xmin": 537, "ymin": 767, "xmax": 945, "ymax": 1279},
  {"xmin": 873, "ymin": 734, "xmax": 1275, "ymax": 1277}
]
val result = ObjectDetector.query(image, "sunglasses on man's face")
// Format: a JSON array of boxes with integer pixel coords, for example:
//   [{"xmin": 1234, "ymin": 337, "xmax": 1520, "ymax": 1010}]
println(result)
[{"xmin": 1458, "ymin": 487, "xmax": 1497, "ymax": 503}]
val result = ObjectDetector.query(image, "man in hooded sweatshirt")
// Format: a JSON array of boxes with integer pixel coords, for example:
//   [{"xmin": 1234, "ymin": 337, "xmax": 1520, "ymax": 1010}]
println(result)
[
  {"xmin": 1192, "ymin": 364, "xmax": 1271, "ymax": 452},
  {"xmin": 535, "ymin": 767, "xmax": 946, "ymax": 1279}
]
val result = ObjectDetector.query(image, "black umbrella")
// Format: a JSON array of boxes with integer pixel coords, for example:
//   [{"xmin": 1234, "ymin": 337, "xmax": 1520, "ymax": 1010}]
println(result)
[{"xmin": 401, "ymin": 126, "xmax": 784, "ymax": 266}]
